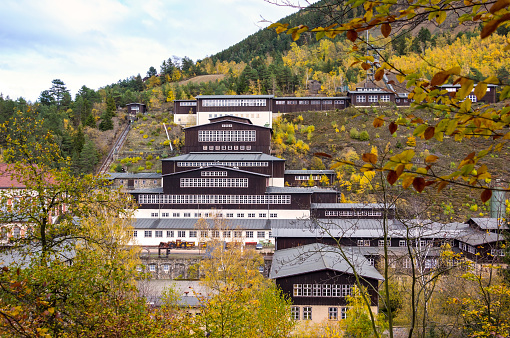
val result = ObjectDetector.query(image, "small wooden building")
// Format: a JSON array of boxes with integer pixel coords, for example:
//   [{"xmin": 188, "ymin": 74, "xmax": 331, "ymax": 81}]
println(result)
[
  {"xmin": 270, "ymin": 243, "xmax": 383, "ymax": 323},
  {"xmin": 284, "ymin": 169, "xmax": 335, "ymax": 187},
  {"xmin": 126, "ymin": 103, "xmax": 147, "ymax": 115}
]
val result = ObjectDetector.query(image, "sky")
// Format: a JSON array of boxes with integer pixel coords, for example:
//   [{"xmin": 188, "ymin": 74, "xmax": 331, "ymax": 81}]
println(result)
[{"xmin": 0, "ymin": 0, "xmax": 312, "ymax": 102}]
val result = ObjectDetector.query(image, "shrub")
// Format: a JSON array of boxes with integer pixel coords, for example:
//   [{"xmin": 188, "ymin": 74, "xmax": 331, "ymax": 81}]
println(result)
[
  {"xmin": 359, "ymin": 130, "xmax": 370, "ymax": 141},
  {"xmin": 137, "ymin": 166, "xmax": 145, "ymax": 171},
  {"xmin": 349, "ymin": 128, "xmax": 359, "ymax": 139},
  {"xmin": 147, "ymin": 154, "xmax": 153, "ymax": 160}
]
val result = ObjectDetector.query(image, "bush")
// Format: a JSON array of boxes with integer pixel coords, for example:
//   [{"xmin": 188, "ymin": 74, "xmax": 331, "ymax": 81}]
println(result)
[
  {"xmin": 147, "ymin": 154, "xmax": 153, "ymax": 160},
  {"xmin": 359, "ymin": 130, "xmax": 370, "ymax": 141},
  {"xmin": 350, "ymin": 128, "xmax": 359, "ymax": 139}
]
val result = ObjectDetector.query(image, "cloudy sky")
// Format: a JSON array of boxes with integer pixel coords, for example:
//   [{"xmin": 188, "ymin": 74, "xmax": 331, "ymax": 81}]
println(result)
[{"xmin": 0, "ymin": 0, "xmax": 311, "ymax": 102}]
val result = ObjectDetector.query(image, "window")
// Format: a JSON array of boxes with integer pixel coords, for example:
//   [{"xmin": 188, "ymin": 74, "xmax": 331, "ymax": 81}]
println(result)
[
  {"xmin": 246, "ymin": 231, "xmax": 253, "ymax": 238},
  {"xmin": 322, "ymin": 284, "xmax": 331, "ymax": 297},
  {"xmin": 378, "ymin": 239, "xmax": 391, "ymax": 247},
  {"xmin": 173, "ymin": 213, "xmax": 180, "ymax": 217},
  {"xmin": 198, "ymin": 130, "xmax": 256, "ymax": 142},
  {"xmin": 144, "ymin": 231, "xmax": 152, "ymax": 238},
  {"xmin": 189, "ymin": 231, "xmax": 197, "ymax": 238},
  {"xmin": 259, "ymin": 213, "xmax": 266, "ymax": 218},
  {"xmin": 180, "ymin": 178, "xmax": 248, "ymax": 188},
  {"xmin": 234, "ymin": 231, "xmax": 242, "ymax": 238},
  {"xmin": 155, "ymin": 231, "xmax": 163, "ymax": 238},
  {"xmin": 368, "ymin": 95, "xmax": 378, "ymax": 103},
  {"xmin": 223, "ymin": 231, "xmax": 231, "ymax": 238},
  {"xmin": 303, "ymin": 284, "xmax": 312, "ymax": 296},
  {"xmin": 313, "ymin": 284, "xmax": 321, "ymax": 297},
  {"xmin": 200, "ymin": 231, "xmax": 208, "ymax": 238},
  {"xmin": 329, "ymin": 307, "xmax": 338, "ymax": 320},
  {"xmin": 162, "ymin": 212, "xmax": 169, "ymax": 217},
  {"xmin": 332, "ymin": 284, "xmax": 341, "ymax": 297},
  {"xmin": 368, "ymin": 258, "xmax": 375, "ymax": 266},
  {"xmin": 212, "ymin": 231, "xmax": 220, "ymax": 238},
  {"xmin": 177, "ymin": 231, "xmax": 186, "ymax": 238},
  {"xmin": 270, "ymin": 213, "xmax": 277, "ymax": 218},
  {"xmin": 226, "ymin": 213, "xmax": 233, "ymax": 218},
  {"xmin": 341, "ymin": 307, "xmax": 347, "ymax": 319},
  {"xmin": 194, "ymin": 213, "xmax": 201, "ymax": 218},
  {"xmin": 162, "ymin": 264, "xmax": 170, "ymax": 272},
  {"xmin": 257, "ymin": 231, "xmax": 265, "ymax": 238},
  {"xmin": 237, "ymin": 213, "xmax": 244, "ymax": 217},
  {"xmin": 356, "ymin": 95, "xmax": 366, "ymax": 103},
  {"xmin": 341, "ymin": 285, "xmax": 352, "ymax": 297},
  {"xmin": 380, "ymin": 95, "xmax": 390, "ymax": 102},
  {"xmin": 248, "ymin": 213, "xmax": 255, "ymax": 218},
  {"xmin": 293, "ymin": 284, "xmax": 302, "ymax": 296},
  {"xmin": 149, "ymin": 264, "xmax": 156, "ymax": 272},
  {"xmin": 133, "ymin": 230, "xmax": 138, "ymax": 237},
  {"xmin": 334, "ymin": 100, "xmax": 344, "ymax": 104},
  {"xmin": 167, "ymin": 230, "xmax": 174, "ymax": 237},
  {"xmin": 151, "ymin": 212, "xmax": 158, "ymax": 217},
  {"xmin": 184, "ymin": 213, "xmax": 190, "ymax": 217},
  {"xmin": 399, "ymin": 240, "xmax": 408, "ymax": 247},
  {"xmin": 357, "ymin": 240, "xmax": 370, "ymax": 247},
  {"xmin": 291, "ymin": 306, "xmax": 300, "ymax": 320},
  {"xmin": 468, "ymin": 94, "xmax": 477, "ymax": 102},
  {"xmin": 303, "ymin": 307, "xmax": 312, "ymax": 320}
]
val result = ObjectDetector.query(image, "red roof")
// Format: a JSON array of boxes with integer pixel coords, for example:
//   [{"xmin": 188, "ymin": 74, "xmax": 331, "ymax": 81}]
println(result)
[{"xmin": 0, "ymin": 164, "xmax": 26, "ymax": 188}]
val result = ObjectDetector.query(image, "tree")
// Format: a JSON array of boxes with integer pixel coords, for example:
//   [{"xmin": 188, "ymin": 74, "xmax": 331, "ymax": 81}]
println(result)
[
  {"xmin": 195, "ymin": 218, "xmax": 295, "ymax": 337},
  {"xmin": 49, "ymin": 79, "xmax": 69, "ymax": 109},
  {"xmin": 269, "ymin": 0, "xmax": 510, "ymax": 202},
  {"xmin": 0, "ymin": 111, "xmax": 155, "ymax": 336},
  {"xmin": 146, "ymin": 66, "xmax": 157, "ymax": 78}
]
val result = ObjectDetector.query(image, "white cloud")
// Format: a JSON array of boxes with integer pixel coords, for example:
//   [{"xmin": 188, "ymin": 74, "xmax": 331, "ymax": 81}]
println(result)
[{"xmin": 0, "ymin": 0, "xmax": 314, "ymax": 101}]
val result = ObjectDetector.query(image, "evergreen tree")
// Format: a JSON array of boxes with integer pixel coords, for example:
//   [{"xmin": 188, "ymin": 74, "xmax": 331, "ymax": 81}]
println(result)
[{"xmin": 77, "ymin": 140, "xmax": 98, "ymax": 174}]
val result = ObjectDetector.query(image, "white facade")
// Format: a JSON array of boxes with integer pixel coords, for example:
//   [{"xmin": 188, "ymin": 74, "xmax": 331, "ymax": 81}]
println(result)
[
  {"xmin": 174, "ymin": 113, "xmax": 197, "ymax": 127},
  {"xmin": 134, "ymin": 208, "xmax": 309, "ymax": 220},
  {"xmin": 197, "ymin": 111, "xmax": 272, "ymax": 128}
]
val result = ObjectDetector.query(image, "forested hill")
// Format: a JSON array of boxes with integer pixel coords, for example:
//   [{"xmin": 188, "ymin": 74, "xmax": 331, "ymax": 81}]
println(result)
[{"xmin": 210, "ymin": 0, "xmax": 336, "ymax": 63}]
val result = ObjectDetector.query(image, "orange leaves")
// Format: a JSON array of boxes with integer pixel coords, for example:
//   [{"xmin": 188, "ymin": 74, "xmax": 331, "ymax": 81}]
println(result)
[
  {"xmin": 373, "ymin": 117, "xmax": 384, "ymax": 128},
  {"xmin": 430, "ymin": 67, "xmax": 461, "ymax": 86},
  {"xmin": 412, "ymin": 177, "xmax": 426, "ymax": 193},
  {"xmin": 361, "ymin": 62, "xmax": 371, "ymax": 70},
  {"xmin": 481, "ymin": 189, "xmax": 492, "ymax": 203},
  {"xmin": 362, "ymin": 153, "xmax": 378, "ymax": 164},
  {"xmin": 346, "ymin": 30, "xmax": 358, "ymax": 42},
  {"xmin": 374, "ymin": 69, "xmax": 385, "ymax": 81},
  {"xmin": 389, "ymin": 122, "xmax": 398, "ymax": 134},
  {"xmin": 481, "ymin": 13, "xmax": 510, "ymax": 38},
  {"xmin": 490, "ymin": 0, "xmax": 510, "ymax": 13},
  {"xmin": 381, "ymin": 23, "xmax": 391, "ymax": 38}
]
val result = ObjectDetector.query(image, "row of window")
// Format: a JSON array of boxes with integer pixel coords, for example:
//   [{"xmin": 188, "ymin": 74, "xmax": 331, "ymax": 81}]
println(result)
[
  {"xmin": 138, "ymin": 194, "xmax": 291, "ymax": 205},
  {"xmin": 324, "ymin": 210, "xmax": 383, "ymax": 217},
  {"xmin": 202, "ymin": 99, "xmax": 267, "ymax": 107},
  {"xmin": 293, "ymin": 284, "xmax": 353, "ymax": 297},
  {"xmin": 275, "ymin": 100, "xmax": 345, "ymax": 105},
  {"xmin": 356, "ymin": 95, "xmax": 390, "ymax": 103},
  {"xmin": 179, "ymin": 101, "xmax": 197, "ymax": 106},
  {"xmin": 135, "ymin": 230, "xmax": 270, "ymax": 239},
  {"xmin": 198, "ymin": 130, "xmax": 256, "ymax": 142},
  {"xmin": 148, "ymin": 212, "xmax": 277, "ymax": 219},
  {"xmin": 180, "ymin": 178, "xmax": 248, "ymax": 188},
  {"xmin": 291, "ymin": 306, "xmax": 347, "ymax": 321},
  {"xmin": 295, "ymin": 175, "xmax": 321, "ymax": 181},
  {"xmin": 459, "ymin": 242, "xmax": 477, "ymax": 254},
  {"xmin": 177, "ymin": 161, "xmax": 268, "ymax": 167},
  {"xmin": 202, "ymin": 145, "xmax": 252, "ymax": 151},
  {"xmin": 201, "ymin": 171, "xmax": 227, "ymax": 177}
]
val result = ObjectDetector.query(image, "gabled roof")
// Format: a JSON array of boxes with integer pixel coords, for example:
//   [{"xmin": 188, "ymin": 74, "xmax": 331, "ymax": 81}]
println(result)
[
  {"xmin": 161, "ymin": 165, "xmax": 270, "ymax": 178},
  {"xmin": 161, "ymin": 152, "xmax": 285, "ymax": 162},
  {"xmin": 0, "ymin": 164, "xmax": 25, "ymax": 189},
  {"xmin": 183, "ymin": 117, "xmax": 273, "ymax": 131},
  {"xmin": 269, "ymin": 243, "xmax": 384, "ymax": 280},
  {"xmin": 468, "ymin": 218, "xmax": 508, "ymax": 230}
]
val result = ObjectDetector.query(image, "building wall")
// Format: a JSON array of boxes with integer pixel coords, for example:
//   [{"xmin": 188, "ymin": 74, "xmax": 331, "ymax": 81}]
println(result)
[
  {"xmin": 161, "ymin": 160, "xmax": 286, "ymax": 178},
  {"xmin": 133, "ymin": 207, "xmax": 310, "ymax": 219},
  {"xmin": 183, "ymin": 121, "xmax": 272, "ymax": 154},
  {"xmin": 272, "ymin": 98, "xmax": 348, "ymax": 113},
  {"xmin": 174, "ymin": 113, "xmax": 197, "ymax": 127},
  {"xmin": 276, "ymin": 270, "xmax": 379, "ymax": 307},
  {"xmin": 284, "ymin": 173, "xmax": 336, "ymax": 187},
  {"xmin": 197, "ymin": 111, "xmax": 272, "ymax": 127}
]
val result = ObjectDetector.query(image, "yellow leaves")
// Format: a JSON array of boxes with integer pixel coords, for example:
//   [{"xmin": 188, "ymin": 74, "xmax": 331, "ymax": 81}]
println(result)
[
  {"xmin": 457, "ymin": 78, "xmax": 475, "ymax": 100},
  {"xmin": 474, "ymin": 82, "xmax": 488, "ymax": 101},
  {"xmin": 425, "ymin": 155, "xmax": 439, "ymax": 163}
]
